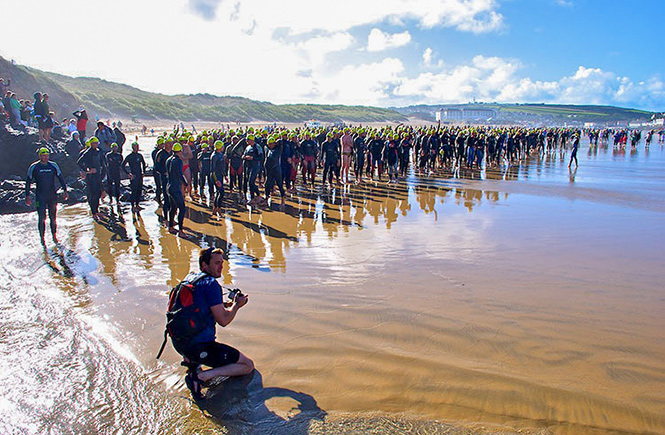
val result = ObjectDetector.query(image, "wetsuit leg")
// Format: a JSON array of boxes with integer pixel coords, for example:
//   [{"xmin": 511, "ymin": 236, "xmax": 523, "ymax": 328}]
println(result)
[
  {"xmin": 161, "ymin": 175, "xmax": 171, "ymax": 215},
  {"xmin": 154, "ymin": 174, "xmax": 162, "ymax": 203},
  {"xmin": 87, "ymin": 174, "xmax": 102, "ymax": 215},
  {"xmin": 248, "ymin": 165, "xmax": 260, "ymax": 198},
  {"xmin": 214, "ymin": 182, "xmax": 224, "ymax": 208},
  {"xmin": 36, "ymin": 197, "xmax": 47, "ymax": 242}
]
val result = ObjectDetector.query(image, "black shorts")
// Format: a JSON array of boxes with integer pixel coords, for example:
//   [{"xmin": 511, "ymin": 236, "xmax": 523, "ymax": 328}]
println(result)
[{"xmin": 182, "ymin": 341, "xmax": 240, "ymax": 368}]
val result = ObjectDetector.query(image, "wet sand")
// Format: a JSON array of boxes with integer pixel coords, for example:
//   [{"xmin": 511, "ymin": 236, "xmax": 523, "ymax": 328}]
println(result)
[{"xmin": 1, "ymin": 140, "xmax": 664, "ymax": 434}]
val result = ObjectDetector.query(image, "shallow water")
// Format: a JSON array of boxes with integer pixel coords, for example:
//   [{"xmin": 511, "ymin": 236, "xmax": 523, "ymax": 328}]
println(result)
[{"xmin": 1, "ymin": 140, "xmax": 664, "ymax": 434}]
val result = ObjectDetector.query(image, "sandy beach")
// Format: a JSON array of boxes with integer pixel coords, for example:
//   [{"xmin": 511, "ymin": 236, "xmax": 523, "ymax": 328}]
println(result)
[{"xmin": 1, "ymin": 138, "xmax": 664, "ymax": 434}]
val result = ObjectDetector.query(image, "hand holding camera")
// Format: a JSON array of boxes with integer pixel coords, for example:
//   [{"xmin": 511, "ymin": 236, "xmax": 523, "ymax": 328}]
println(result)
[{"xmin": 225, "ymin": 288, "xmax": 248, "ymax": 308}]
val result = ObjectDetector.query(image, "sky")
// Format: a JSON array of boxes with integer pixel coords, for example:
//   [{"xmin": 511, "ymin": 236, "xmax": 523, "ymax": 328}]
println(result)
[{"xmin": 2, "ymin": 0, "xmax": 663, "ymax": 110}]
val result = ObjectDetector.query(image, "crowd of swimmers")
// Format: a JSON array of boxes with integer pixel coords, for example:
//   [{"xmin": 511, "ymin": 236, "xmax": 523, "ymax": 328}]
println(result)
[{"xmin": 25, "ymin": 118, "xmax": 660, "ymax": 243}]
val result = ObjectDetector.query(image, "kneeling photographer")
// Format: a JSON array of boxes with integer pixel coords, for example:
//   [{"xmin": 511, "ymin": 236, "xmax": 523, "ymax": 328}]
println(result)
[{"xmin": 159, "ymin": 247, "xmax": 254, "ymax": 400}]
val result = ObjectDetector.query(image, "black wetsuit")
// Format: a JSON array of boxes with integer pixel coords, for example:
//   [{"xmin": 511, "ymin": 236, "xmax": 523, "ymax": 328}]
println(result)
[
  {"xmin": 122, "ymin": 151, "xmax": 146, "ymax": 207},
  {"xmin": 198, "ymin": 149, "xmax": 213, "ymax": 198},
  {"xmin": 77, "ymin": 147, "xmax": 107, "ymax": 215},
  {"xmin": 353, "ymin": 135, "xmax": 367, "ymax": 178},
  {"xmin": 166, "ymin": 154, "xmax": 187, "ymax": 229},
  {"xmin": 211, "ymin": 151, "xmax": 226, "ymax": 208},
  {"xmin": 26, "ymin": 160, "xmax": 67, "ymax": 241},
  {"xmin": 264, "ymin": 143, "xmax": 285, "ymax": 198},
  {"xmin": 106, "ymin": 150, "xmax": 123, "ymax": 201},
  {"xmin": 322, "ymin": 139, "xmax": 340, "ymax": 184},
  {"xmin": 242, "ymin": 143, "xmax": 261, "ymax": 199},
  {"xmin": 151, "ymin": 147, "xmax": 163, "ymax": 203},
  {"xmin": 155, "ymin": 149, "xmax": 172, "ymax": 214}
]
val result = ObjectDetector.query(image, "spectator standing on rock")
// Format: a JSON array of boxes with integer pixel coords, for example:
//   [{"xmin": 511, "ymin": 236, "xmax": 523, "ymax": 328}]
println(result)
[
  {"xmin": 78, "ymin": 137, "xmax": 107, "ymax": 220},
  {"xmin": 73, "ymin": 106, "xmax": 88, "ymax": 141},
  {"xmin": 25, "ymin": 147, "xmax": 69, "ymax": 246},
  {"xmin": 112, "ymin": 121, "xmax": 126, "ymax": 154},
  {"xmin": 65, "ymin": 131, "xmax": 83, "ymax": 158},
  {"xmin": 41, "ymin": 94, "xmax": 54, "ymax": 142},
  {"xmin": 33, "ymin": 93, "xmax": 47, "ymax": 141},
  {"xmin": 67, "ymin": 119, "xmax": 77, "ymax": 135},
  {"xmin": 94, "ymin": 121, "xmax": 116, "ymax": 154}
]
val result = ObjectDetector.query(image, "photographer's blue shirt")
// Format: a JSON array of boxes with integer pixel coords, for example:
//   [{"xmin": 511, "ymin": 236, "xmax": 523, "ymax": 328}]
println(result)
[{"xmin": 184, "ymin": 272, "xmax": 223, "ymax": 344}]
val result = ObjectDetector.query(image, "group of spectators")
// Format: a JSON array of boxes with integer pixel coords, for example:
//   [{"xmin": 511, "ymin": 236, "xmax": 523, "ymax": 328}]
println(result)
[{"xmin": 0, "ymin": 76, "xmax": 94, "ymax": 143}]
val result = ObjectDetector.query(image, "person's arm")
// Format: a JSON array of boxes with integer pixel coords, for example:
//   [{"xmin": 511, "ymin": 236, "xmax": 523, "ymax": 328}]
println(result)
[
  {"xmin": 52, "ymin": 162, "xmax": 69, "ymax": 200},
  {"xmin": 25, "ymin": 164, "xmax": 34, "ymax": 205},
  {"xmin": 121, "ymin": 154, "xmax": 131, "ymax": 176},
  {"xmin": 140, "ymin": 154, "xmax": 146, "ymax": 175},
  {"xmin": 210, "ymin": 295, "xmax": 248, "ymax": 327},
  {"xmin": 77, "ymin": 150, "xmax": 88, "ymax": 171}
]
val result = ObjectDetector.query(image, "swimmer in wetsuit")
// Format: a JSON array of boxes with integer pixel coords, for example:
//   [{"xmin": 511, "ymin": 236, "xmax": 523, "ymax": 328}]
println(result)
[
  {"xmin": 26, "ymin": 147, "xmax": 69, "ymax": 245},
  {"xmin": 166, "ymin": 142, "xmax": 188, "ymax": 236}
]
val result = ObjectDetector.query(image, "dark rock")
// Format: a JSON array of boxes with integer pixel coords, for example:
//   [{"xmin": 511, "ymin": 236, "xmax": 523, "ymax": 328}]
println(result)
[
  {"xmin": 1, "ymin": 180, "xmax": 25, "ymax": 190},
  {"xmin": 0, "ymin": 189, "xmax": 30, "ymax": 214},
  {"xmin": 66, "ymin": 188, "xmax": 86, "ymax": 205}
]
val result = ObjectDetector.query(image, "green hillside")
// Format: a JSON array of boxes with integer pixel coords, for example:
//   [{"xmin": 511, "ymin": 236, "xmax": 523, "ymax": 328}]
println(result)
[
  {"xmin": 3, "ymin": 58, "xmax": 405, "ymax": 123},
  {"xmin": 0, "ymin": 56, "xmax": 656, "ymax": 125}
]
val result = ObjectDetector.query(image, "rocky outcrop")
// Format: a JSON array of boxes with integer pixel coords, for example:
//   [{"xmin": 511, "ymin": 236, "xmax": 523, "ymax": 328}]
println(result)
[{"xmin": 0, "ymin": 122, "xmax": 154, "ymax": 214}]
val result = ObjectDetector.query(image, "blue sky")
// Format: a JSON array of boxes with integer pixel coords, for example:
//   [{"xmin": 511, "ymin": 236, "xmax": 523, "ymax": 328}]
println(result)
[{"xmin": 2, "ymin": 0, "xmax": 663, "ymax": 110}]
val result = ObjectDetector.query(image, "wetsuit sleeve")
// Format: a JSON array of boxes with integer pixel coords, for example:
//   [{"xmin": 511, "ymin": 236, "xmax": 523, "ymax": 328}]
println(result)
[
  {"xmin": 51, "ymin": 162, "xmax": 67, "ymax": 192},
  {"xmin": 25, "ymin": 163, "xmax": 35, "ymax": 197},
  {"xmin": 140, "ymin": 154, "xmax": 146, "ymax": 174},
  {"xmin": 121, "ymin": 154, "xmax": 131, "ymax": 175},
  {"xmin": 77, "ymin": 150, "xmax": 88, "ymax": 171}
]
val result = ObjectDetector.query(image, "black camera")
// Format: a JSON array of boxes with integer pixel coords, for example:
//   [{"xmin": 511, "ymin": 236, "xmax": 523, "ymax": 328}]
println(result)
[{"xmin": 227, "ymin": 288, "xmax": 244, "ymax": 302}]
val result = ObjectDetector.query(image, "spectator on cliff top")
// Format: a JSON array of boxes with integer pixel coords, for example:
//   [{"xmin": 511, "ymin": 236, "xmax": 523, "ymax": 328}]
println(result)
[
  {"xmin": 94, "ymin": 121, "xmax": 116, "ymax": 154},
  {"xmin": 73, "ymin": 106, "xmax": 88, "ymax": 141}
]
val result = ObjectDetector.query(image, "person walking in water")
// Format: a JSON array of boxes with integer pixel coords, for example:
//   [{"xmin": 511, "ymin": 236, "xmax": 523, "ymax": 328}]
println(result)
[
  {"xmin": 122, "ymin": 141, "xmax": 146, "ymax": 213},
  {"xmin": 78, "ymin": 137, "xmax": 107, "ymax": 220},
  {"xmin": 26, "ymin": 147, "xmax": 69, "ymax": 245},
  {"xmin": 569, "ymin": 131, "xmax": 580, "ymax": 169}
]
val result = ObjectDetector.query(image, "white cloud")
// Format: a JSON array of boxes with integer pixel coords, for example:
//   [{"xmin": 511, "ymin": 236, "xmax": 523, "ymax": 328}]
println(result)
[
  {"xmin": 367, "ymin": 28, "xmax": 412, "ymax": 52},
  {"xmin": 2, "ymin": 0, "xmax": 663, "ymax": 111},
  {"xmin": 423, "ymin": 48, "xmax": 433, "ymax": 66},
  {"xmin": 194, "ymin": 0, "xmax": 504, "ymax": 34}
]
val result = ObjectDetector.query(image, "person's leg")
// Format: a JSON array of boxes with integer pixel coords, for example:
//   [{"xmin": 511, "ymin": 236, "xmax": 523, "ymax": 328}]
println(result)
[
  {"xmin": 47, "ymin": 201, "xmax": 58, "ymax": 242},
  {"xmin": 198, "ymin": 352, "xmax": 255, "ymax": 381},
  {"xmin": 36, "ymin": 202, "xmax": 47, "ymax": 244},
  {"xmin": 154, "ymin": 174, "xmax": 162, "ymax": 204}
]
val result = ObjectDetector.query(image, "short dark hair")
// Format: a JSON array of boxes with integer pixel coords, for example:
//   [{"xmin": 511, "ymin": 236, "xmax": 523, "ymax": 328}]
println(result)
[{"xmin": 199, "ymin": 247, "xmax": 224, "ymax": 269}]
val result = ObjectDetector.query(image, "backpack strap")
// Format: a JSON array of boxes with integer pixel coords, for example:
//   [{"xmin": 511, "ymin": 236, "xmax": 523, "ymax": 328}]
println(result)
[
  {"xmin": 155, "ymin": 272, "xmax": 211, "ymax": 360},
  {"xmin": 156, "ymin": 329, "xmax": 169, "ymax": 360}
]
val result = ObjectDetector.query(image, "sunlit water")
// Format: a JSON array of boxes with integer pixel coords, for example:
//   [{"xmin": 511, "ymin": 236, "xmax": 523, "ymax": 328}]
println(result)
[{"xmin": 1, "ymin": 139, "xmax": 664, "ymax": 434}]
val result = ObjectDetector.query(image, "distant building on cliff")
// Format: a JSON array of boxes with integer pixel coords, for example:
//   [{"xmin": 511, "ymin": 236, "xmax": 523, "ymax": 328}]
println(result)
[{"xmin": 441, "ymin": 107, "xmax": 497, "ymax": 121}]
